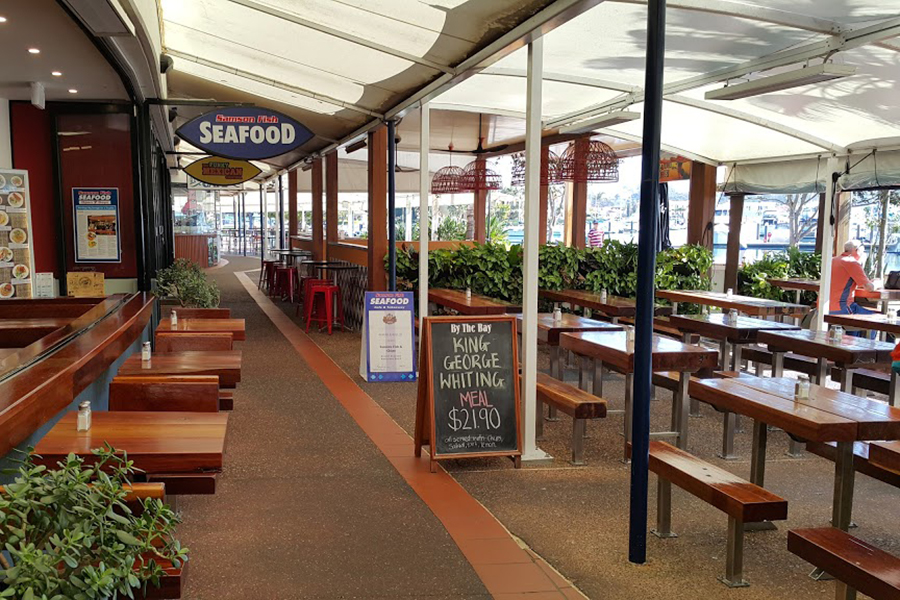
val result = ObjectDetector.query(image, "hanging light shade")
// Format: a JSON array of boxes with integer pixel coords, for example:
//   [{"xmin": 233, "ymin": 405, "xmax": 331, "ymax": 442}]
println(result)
[
  {"xmin": 431, "ymin": 165, "xmax": 466, "ymax": 194},
  {"xmin": 559, "ymin": 139, "xmax": 620, "ymax": 183},
  {"xmin": 461, "ymin": 159, "xmax": 502, "ymax": 192},
  {"xmin": 511, "ymin": 149, "xmax": 564, "ymax": 187}
]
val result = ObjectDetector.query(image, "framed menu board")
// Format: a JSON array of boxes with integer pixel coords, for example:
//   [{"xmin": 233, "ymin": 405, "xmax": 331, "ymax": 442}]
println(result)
[
  {"xmin": 414, "ymin": 315, "xmax": 521, "ymax": 472},
  {"xmin": 0, "ymin": 169, "xmax": 35, "ymax": 300}
]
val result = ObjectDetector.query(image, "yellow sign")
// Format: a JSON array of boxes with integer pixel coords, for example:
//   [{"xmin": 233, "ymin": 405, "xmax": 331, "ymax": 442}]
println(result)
[
  {"xmin": 659, "ymin": 157, "xmax": 692, "ymax": 183},
  {"xmin": 183, "ymin": 156, "xmax": 261, "ymax": 187},
  {"xmin": 66, "ymin": 271, "xmax": 105, "ymax": 297}
]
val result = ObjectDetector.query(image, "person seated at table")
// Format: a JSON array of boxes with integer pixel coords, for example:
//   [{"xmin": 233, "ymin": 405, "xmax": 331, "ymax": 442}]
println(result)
[{"xmin": 830, "ymin": 239, "xmax": 878, "ymax": 336}]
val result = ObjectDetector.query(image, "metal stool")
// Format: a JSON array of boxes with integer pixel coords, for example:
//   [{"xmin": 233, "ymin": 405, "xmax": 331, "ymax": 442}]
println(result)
[{"xmin": 306, "ymin": 283, "xmax": 345, "ymax": 335}]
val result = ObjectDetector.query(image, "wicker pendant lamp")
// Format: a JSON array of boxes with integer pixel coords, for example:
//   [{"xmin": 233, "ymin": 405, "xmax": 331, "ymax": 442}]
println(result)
[
  {"xmin": 461, "ymin": 149, "xmax": 502, "ymax": 192},
  {"xmin": 511, "ymin": 149, "xmax": 563, "ymax": 187},
  {"xmin": 559, "ymin": 138, "xmax": 620, "ymax": 183},
  {"xmin": 430, "ymin": 145, "xmax": 466, "ymax": 194}
]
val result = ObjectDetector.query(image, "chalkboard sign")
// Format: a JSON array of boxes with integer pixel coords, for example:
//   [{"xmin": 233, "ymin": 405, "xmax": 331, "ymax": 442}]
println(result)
[{"xmin": 415, "ymin": 315, "xmax": 521, "ymax": 471}]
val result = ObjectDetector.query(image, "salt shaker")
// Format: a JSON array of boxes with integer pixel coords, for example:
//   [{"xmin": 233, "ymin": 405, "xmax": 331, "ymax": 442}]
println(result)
[
  {"xmin": 171, "ymin": 309, "xmax": 178, "ymax": 327},
  {"xmin": 465, "ymin": 288, "xmax": 471, "ymax": 301},
  {"xmin": 726, "ymin": 288, "xmax": 733, "ymax": 298},
  {"xmin": 728, "ymin": 308, "xmax": 738, "ymax": 323},
  {"xmin": 626, "ymin": 326, "xmax": 635, "ymax": 345},
  {"xmin": 600, "ymin": 289, "xmax": 608, "ymax": 303},
  {"xmin": 553, "ymin": 307, "xmax": 562, "ymax": 322},
  {"xmin": 832, "ymin": 325, "xmax": 843, "ymax": 340},
  {"xmin": 141, "ymin": 341, "xmax": 151, "ymax": 362},
  {"xmin": 76, "ymin": 401, "xmax": 92, "ymax": 432},
  {"xmin": 794, "ymin": 375, "xmax": 810, "ymax": 400},
  {"xmin": 889, "ymin": 309, "xmax": 897, "ymax": 323}
]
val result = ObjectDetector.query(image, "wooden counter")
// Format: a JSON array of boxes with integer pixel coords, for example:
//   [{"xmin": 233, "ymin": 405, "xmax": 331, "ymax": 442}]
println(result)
[{"xmin": 175, "ymin": 233, "xmax": 217, "ymax": 268}]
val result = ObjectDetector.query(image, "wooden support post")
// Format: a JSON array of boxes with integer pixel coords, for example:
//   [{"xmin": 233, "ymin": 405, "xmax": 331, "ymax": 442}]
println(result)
[
  {"xmin": 815, "ymin": 192, "xmax": 826, "ymax": 255},
  {"xmin": 834, "ymin": 191, "xmax": 852, "ymax": 255},
  {"xmin": 724, "ymin": 193, "xmax": 745, "ymax": 292},
  {"xmin": 539, "ymin": 145, "xmax": 549, "ymax": 245},
  {"xmin": 311, "ymin": 157, "xmax": 325, "ymax": 261},
  {"xmin": 474, "ymin": 156, "xmax": 487, "ymax": 243},
  {"xmin": 687, "ymin": 161, "xmax": 717, "ymax": 250},
  {"xmin": 288, "ymin": 169, "xmax": 298, "ymax": 239},
  {"xmin": 326, "ymin": 151, "xmax": 338, "ymax": 258},
  {"xmin": 571, "ymin": 139, "xmax": 588, "ymax": 249},
  {"xmin": 368, "ymin": 126, "xmax": 388, "ymax": 291}
]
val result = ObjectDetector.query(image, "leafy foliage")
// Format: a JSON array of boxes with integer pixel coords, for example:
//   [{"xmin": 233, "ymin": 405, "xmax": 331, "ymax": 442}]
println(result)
[
  {"xmin": 391, "ymin": 242, "xmax": 712, "ymax": 311},
  {"xmin": 435, "ymin": 216, "xmax": 467, "ymax": 241},
  {"xmin": 156, "ymin": 258, "xmax": 220, "ymax": 308},
  {"xmin": 737, "ymin": 247, "xmax": 821, "ymax": 304},
  {"xmin": 0, "ymin": 446, "xmax": 188, "ymax": 600}
]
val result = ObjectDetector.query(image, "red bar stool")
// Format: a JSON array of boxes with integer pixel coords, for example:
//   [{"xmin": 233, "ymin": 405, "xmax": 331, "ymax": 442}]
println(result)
[
  {"xmin": 298, "ymin": 278, "xmax": 330, "ymax": 318},
  {"xmin": 305, "ymin": 282, "xmax": 345, "ymax": 335},
  {"xmin": 273, "ymin": 265, "xmax": 296, "ymax": 302},
  {"xmin": 259, "ymin": 260, "xmax": 278, "ymax": 291}
]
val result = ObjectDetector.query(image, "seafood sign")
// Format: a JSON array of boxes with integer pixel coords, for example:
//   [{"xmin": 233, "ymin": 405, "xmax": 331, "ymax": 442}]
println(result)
[
  {"xmin": 73, "ymin": 188, "xmax": 120, "ymax": 263},
  {"xmin": 359, "ymin": 291, "xmax": 417, "ymax": 382},
  {"xmin": 176, "ymin": 107, "xmax": 313, "ymax": 160}
]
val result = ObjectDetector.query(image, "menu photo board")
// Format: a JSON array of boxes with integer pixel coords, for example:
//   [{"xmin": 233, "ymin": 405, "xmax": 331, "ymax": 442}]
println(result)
[
  {"xmin": 73, "ymin": 187, "xmax": 121, "ymax": 263},
  {"xmin": 359, "ymin": 291, "xmax": 417, "ymax": 382},
  {"xmin": 414, "ymin": 315, "xmax": 521, "ymax": 472},
  {"xmin": 0, "ymin": 169, "xmax": 36, "ymax": 300}
]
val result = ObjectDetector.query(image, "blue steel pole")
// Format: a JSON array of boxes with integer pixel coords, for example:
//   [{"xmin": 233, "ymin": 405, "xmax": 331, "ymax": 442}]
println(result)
[
  {"xmin": 387, "ymin": 120, "xmax": 397, "ymax": 291},
  {"xmin": 629, "ymin": 0, "xmax": 666, "ymax": 564}
]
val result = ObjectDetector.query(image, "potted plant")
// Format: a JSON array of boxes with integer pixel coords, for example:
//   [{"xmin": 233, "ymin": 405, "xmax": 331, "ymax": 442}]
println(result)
[
  {"xmin": 0, "ymin": 446, "xmax": 188, "ymax": 599},
  {"xmin": 156, "ymin": 258, "xmax": 221, "ymax": 309}
]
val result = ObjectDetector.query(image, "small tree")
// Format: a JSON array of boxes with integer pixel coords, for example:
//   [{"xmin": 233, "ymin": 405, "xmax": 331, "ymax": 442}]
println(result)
[{"xmin": 766, "ymin": 192, "xmax": 820, "ymax": 245}]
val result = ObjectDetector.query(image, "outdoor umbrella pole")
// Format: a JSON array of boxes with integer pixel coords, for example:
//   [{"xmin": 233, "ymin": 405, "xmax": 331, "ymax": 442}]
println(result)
[
  {"xmin": 629, "ymin": 0, "xmax": 666, "ymax": 565},
  {"xmin": 388, "ymin": 119, "xmax": 397, "ymax": 291}
]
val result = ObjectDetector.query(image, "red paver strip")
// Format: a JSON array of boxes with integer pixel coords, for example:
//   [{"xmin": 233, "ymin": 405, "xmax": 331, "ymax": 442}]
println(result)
[{"xmin": 235, "ymin": 271, "xmax": 585, "ymax": 600}]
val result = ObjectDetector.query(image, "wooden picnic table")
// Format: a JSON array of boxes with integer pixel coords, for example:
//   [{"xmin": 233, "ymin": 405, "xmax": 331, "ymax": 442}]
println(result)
[
  {"xmin": 428, "ymin": 288, "xmax": 521, "ymax": 315},
  {"xmin": 157, "ymin": 317, "xmax": 246, "ymax": 341},
  {"xmin": 869, "ymin": 441, "xmax": 900, "ymax": 473},
  {"xmin": 539, "ymin": 289, "xmax": 670, "ymax": 322},
  {"xmin": 33, "ymin": 411, "xmax": 229, "ymax": 474},
  {"xmin": 757, "ymin": 329, "xmax": 894, "ymax": 396},
  {"xmin": 689, "ymin": 375, "xmax": 900, "ymax": 532},
  {"xmin": 825, "ymin": 312, "xmax": 900, "ymax": 337},
  {"xmin": 767, "ymin": 277, "xmax": 820, "ymax": 305},
  {"xmin": 656, "ymin": 289, "xmax": 809, "ymax": 318},
  {"xmin": 118, "ymin": 350, "xmax": 242, "ymax": 388},
  {"xmin": 515, "ymin": 313, "xmax": 622, "ymax": 378},
  {"xmin": 667, "ymin": 313, "xmax": 800, "ymax": 370},
  {"xmin": 560, "ymin": 330, "xmax": 717, "ymax": 458}
]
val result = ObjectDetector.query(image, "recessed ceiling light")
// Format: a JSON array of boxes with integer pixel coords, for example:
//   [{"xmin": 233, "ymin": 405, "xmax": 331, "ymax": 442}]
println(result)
[
  {"xmin": 0, "ymin": 16, "xmax": 8, "ymax": 23},
  {"xmin": 52, "ymin": 71, "xmax": 62, "ymax": 77},
  {"xmin": 28, "ymin": 48, "xmax": 40, "ymax": 54},
  {"xmin": 68, "ymin": 89, "xmax": 78, "ymax": 94}
]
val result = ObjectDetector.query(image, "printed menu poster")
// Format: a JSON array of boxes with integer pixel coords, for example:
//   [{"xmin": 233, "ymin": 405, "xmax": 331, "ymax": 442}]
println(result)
[
  {"xmin": 73, "ymin": 187, "xmax": 121, "ymax": 263},
  {"xmin": 359, "ymin": 291, "xmax": 417, "ymax": 382},
  {"xmin": 0, "ymin": 169, "xmax": 35, "ymax": 299}
]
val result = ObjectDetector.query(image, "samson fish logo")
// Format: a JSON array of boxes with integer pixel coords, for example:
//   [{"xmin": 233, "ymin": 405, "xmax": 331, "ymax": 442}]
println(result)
[
  {"xmin": 184, "ymin": 156, "xmax": 262, "ymax": 186},
  {"xmin": 176, "ymin": 107, "xmax": 313, "ymax": 160}
]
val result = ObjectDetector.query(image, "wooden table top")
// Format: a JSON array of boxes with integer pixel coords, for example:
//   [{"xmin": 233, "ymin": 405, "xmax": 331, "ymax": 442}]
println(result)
[
  {"xmin": 538, "ymin": 289, "xmax": 636, "ymax": 317},
  {"xmin": 428, "ymin": 288, "xmax": 521, "ymax": 315},
  {"xmin": 824, "ymin": 313, "xmax": 900, "ymax": 336},
  {"xmin": 118, "ymin": 350, "xmax": 242, "ymax": 387},
  {"xmin": 558, "ymin": 330, "xmax": 718, "ymax": 373},
  {"xmin": 33, "ymin": 411, "xmax": 229, "ymax": 473},
  {"xmin": 757, "ymin": 329, "xmax": 894, "ymax": 366},
  {"xmin": 656, "ymin": 289, "xmax": 809, "ymax": 316},
  {"xmin": 667, "ymin": 313, "xmax": 800, "ymax": 343},
  {"xmin": 869, "ymin": 441, "xmax": 900, "ymax": 473},
  {"xmin": 768, "ymin": 278, "xmax": 821, "ymax": 293},
  {"xmin": 157, "ymin": 318, "xmax": 246, "ymax": 341},
  {"xmin": 515, "ymin": 313, "xmax": 622, "ymax": 345},
  {"xmin": 689, "ymin": 377, "xmax": 867, "ymax": 443},
  {"xmin": 855, "ymin": 289, "xmax": 900, "ymax": 301},
  {"xmin": 727, "ymin": 375, "xmax": 900, "ymax": 441}
]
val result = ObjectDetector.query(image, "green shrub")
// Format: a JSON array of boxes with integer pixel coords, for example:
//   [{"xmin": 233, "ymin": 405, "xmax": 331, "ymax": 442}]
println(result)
[
  {"xmin": 156, "ymin": 258, "xmax": 221, "ymax": 308},
  {"xmin": 0, "ymin": 446, "xmax": 188, "ymax": 599},
  {"xmin": 737, "ymin": 247, "xmax": 820, "ymax": 304}
]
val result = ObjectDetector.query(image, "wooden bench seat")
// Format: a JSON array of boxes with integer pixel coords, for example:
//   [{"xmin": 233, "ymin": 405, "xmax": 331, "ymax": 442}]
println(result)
[
  {"xmin": 618, "ymin": 316, "xmax": 684, "ymax": 339},
  {"xmin": 806, "ymin": 441, "xmax": 900, "ymax": 488},
  {"xmin": 110, "ymin": 375, "xmax": 221, "ymax": 412},
  {"xmin": 831, "ymin": 366, "xmax": 892, "ymax": 397},
  {"xmin": 155, "ymin": 332, "xmax": 234, "ymax": 352},
  {"xmin": 535, "ymin": 372, "xmax": 607, "ymax": 465},
  {"xmin": 147, "ymin": 473, "xmax": 218, "ymax": 496},
  {"xmin": 788, "ymin": 527, "xmax": 900, "ymax": 600},
  {"xmin": 645, "ymin": 441, "xmax": 788, "ymax": 587},
  {"xmin": 138, "ymin": 555, "xmax": 184, "ymax": 599},
  {"xmin": 741, "ymin": 346, "xmax": 819, "ymax": 377}
]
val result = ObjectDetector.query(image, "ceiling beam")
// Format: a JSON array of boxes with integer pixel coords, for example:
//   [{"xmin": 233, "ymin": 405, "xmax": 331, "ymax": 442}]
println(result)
[
  {"xmin": 166, "ymin": 50, "xmax": 384, "ymax": 119},
  {"xmin": 546, "ymin": 14, "xmax": 900, "ymax": 128},
  {"xmin": 482, "ymin": 66, "xmax": 640, "ymax": 93},
  {"xmin": 429, "ymin": 102, "xmax": 527, "ymax": 120},
  {"xmin": 594, "ymin": 129, "xmax": 719, "ymax": 165},
  {"xmin": 224, "ymin": 0, "xmax": 454, "ymax": 74}
]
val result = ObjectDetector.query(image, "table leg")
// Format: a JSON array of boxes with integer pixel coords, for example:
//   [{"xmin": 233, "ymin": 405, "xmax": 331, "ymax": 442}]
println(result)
[
  {"xmin": 731, "ymin": 344, "xmax": 743, "ymax": 372},
  {"xmin": 592, "ymin": 359, "xmax": 603, "ymax": 398},
  {"xmin": 623, "ymin": 372, "xmax": 634, "ymax": 462},
  {"xmin": 671, "ymin": 302, "xmax": 679, "ymax": 315},
  {"xmin": 548, "ymin": 346, "xmax": 560, "ymax": 421},
  {"xmin": 840, "ymin": 366, "xmax": 854, "ymax": 393},
  {"xmin": 718, "ymin": 411, "xmax": 738, "ymax": 460},
  {"xmin": 611, "ymin": 316, "xmax": 619, "ymax": 325},
  {"xmin": 772, "ymin": 352, "xmax": 785, "ymax": 378},
  {"xmin": 746, "ymin": 420, "xmax": 777, "ymax": 531},
  {"xmin": 814, "ymin": 357, "xmax": 828, "ymax": 385},
  {"xmin": 579, "ymin": 355, "xmax": 593, "ymax": 395},
  {"xmin": 832, "ymin": 441, "xmax": 856, "ymax": 532},
  {"xmin": 719, "ymin": 339, "xmax": 729, "ymax": 371},
  {"xmin": 675, "ymin": 372, "xmax": 690, "ymax": 450},
  {"xmin": 890, "ymin": 370, "xmax": 899, "ymax": 407}
]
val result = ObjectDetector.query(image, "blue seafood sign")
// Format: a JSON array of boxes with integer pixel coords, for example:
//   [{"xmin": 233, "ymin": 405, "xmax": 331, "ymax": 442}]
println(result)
[{"xmin": 176, "ymin": 107, "xmax": 313, "ymax": 160}]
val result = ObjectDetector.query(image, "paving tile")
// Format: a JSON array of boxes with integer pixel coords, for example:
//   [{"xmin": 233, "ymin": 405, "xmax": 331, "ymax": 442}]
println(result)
[
  {"xmin": 474, "ymin": 562, "xmax": 559, "ymax": 594},
  {"xmin": 457, "ymin": 537, "xmax": 533, "ymax": 565}
]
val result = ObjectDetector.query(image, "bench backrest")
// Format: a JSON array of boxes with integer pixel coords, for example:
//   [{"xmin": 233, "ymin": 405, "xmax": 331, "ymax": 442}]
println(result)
[{"xmin": 155, "ymin": 331, "xmax": 233, "ymax": 352}]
